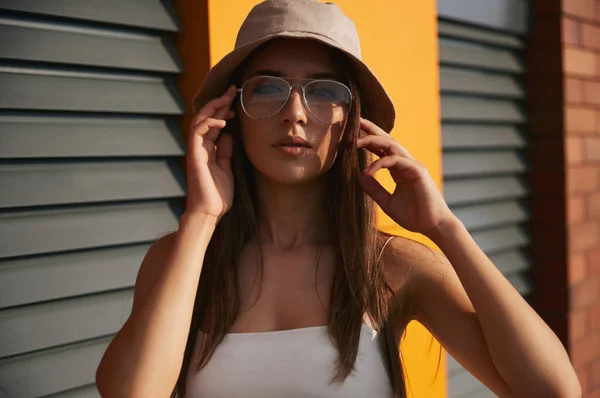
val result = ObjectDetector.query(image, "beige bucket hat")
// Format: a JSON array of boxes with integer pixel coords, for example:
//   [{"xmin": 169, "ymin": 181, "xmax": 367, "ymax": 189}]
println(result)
[{"xmin": 193, "ymin": 0, "xmax": 395, "ymax": 133}]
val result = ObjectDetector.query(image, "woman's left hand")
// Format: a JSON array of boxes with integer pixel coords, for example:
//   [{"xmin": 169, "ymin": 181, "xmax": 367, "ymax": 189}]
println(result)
[{"xmin": 356, "ymin": 118, "xmax": 457, "ymax": 237}]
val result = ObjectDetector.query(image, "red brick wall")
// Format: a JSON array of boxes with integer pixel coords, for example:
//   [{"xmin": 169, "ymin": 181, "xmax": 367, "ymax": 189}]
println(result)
[{"xmin": 528, "ymin": 0, "xmax": 600, "ymax": 395}]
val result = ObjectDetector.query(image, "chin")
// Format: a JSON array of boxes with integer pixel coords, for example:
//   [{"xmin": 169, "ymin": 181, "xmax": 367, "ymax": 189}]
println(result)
[{"xmin": 255, "ymin": 163, "xmax": 323, "ymax": 186}]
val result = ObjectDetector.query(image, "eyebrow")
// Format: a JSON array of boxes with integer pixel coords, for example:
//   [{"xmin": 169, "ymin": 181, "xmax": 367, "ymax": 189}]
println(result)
[{"xmin": 247, "ymin": 69, "xmax": 344, "ymax": 81}]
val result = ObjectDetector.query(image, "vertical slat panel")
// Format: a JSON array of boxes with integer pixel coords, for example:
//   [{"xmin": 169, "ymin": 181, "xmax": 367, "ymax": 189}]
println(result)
[
  {"xmin": 438, "ymin": 1, "xmax": 531, "ymax": 396},
  {"xmin": 0, "ymin": 1, "xmax": 186, "ymax": 395}
]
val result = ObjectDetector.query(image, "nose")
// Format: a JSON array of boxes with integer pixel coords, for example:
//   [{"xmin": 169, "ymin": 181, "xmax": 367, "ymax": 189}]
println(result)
[{"xmin": 279, "ymin": 86, "xmax": 307, "ymax": 125}]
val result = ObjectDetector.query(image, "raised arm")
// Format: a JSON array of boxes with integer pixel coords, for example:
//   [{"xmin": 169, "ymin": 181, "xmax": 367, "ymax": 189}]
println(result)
[
  {"xmin": 95, "ymin": 86, "xmax": 237, "ymax": 397},
  {"xmin": 357, "ymin": 117, "xmax": 581, "ymax": 397}
]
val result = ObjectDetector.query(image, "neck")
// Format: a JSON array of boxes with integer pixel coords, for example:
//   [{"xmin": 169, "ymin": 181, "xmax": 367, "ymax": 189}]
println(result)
[{"xmin": 254, "ymin": 174, "xmax": 331, "ymax": 251}]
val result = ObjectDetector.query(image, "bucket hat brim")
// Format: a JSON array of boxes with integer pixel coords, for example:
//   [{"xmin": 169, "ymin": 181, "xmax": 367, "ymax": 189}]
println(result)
[{"xmin": 193, "ymin": 32, "xmax": 395, "ymax": 134}]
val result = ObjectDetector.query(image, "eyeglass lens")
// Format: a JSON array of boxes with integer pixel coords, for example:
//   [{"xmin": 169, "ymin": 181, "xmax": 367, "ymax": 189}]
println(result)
[{"xmin": 241, "ymin": 76, "xmax": 351, "ymax": 124}]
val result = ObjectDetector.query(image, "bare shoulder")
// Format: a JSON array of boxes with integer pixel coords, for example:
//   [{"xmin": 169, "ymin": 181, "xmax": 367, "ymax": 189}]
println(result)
[
  {"xmin": 379, "ymin": 234, "xmax": 452, "ymax": 319},
  {"xmin": 380, "ymin": 234, "xmax": 447, "ymax": 283},
  {"xmin": 130, "ymin": 232, "xmax": 178, "ymax": 316}
]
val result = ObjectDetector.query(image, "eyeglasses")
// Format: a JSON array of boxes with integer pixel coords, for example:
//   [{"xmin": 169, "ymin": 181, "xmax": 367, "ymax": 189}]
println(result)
[{"xmin": 237, "ymin": 76, "xmax": 352, "ymax": 125}]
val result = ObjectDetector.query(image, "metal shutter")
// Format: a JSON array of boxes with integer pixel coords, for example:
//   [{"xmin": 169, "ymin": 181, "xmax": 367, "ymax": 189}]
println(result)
[
  {"xmin": 437, "ymin": 1, "xmax": 531, "ymax": 397},
  {"xmin": 0, "ymin": 1, "xmax": 186, "ymax": 396}
]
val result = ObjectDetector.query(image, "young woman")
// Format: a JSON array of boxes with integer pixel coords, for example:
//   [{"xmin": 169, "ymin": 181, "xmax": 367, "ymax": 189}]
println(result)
[{"xmin": 96, "ymin": 1, "xmax": 581, "ymax": 397}]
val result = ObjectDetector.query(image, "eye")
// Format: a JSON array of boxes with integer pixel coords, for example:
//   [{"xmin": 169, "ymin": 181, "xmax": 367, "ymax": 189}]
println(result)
[
  {"xmin": 307, "ymin": 87, "xmax": 336, "ymax": 99},
  {"xmin": 254, "ymin": 84, "xmax": 283, "ymax": 95}
]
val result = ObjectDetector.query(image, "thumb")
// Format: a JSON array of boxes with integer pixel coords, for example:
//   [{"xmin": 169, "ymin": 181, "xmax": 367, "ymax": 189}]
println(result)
[{"xmin": 215, "ymin": 132, "xmax": 233, "ymax": 175}]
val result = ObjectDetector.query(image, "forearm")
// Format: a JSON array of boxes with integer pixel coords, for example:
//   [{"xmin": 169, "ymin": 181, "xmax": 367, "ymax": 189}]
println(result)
[
  {"xmin": 97, "ymin": 214, "xmax": 216, "ymax": 398},
  {"xmin": 429, "ymin": 217, "xmax": 580, "ymax": 398}
]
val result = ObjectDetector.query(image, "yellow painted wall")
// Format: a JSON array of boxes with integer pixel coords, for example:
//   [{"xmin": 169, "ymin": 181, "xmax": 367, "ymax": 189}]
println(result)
[{"xmin": 206, "ymin": 1, "xmax": 444, "ymax": 396}]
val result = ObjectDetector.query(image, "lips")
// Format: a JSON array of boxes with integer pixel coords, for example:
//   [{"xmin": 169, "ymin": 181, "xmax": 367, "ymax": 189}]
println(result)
[{"xmin": 272, "ymin": 136, "xmax": 312, "ymax": 148}]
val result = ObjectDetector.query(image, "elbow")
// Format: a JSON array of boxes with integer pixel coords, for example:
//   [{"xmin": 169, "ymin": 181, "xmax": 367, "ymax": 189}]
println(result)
[
  {"xmin": 95, "ymin": 355, "xmax": 128, "ymax": 398},
  {"xmin": 96, "ymin": 360, "xmax": 115, "ymax": 398}
]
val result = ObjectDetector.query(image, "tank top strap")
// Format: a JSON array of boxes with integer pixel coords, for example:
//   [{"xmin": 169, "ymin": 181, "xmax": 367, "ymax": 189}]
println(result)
[
  {"xmin": 363, "ymin": 235, "xmax": 396, "ymax": 334},
  {"xmin": 376, "ymin": 235, "xmax": 395, "ymax": 264}
]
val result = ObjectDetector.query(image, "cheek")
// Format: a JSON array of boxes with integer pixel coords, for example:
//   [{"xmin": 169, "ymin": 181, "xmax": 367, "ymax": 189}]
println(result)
[
  {"xmin": 316, "ymin": 125, "xmax": 344, "ymax": 165},
  {"xmin": 239, "ymin": 117, "xmax": 272, "ymax": 166}
]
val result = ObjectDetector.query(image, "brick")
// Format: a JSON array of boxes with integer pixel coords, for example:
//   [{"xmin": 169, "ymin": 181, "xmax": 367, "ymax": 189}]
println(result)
[
  {"xmin": 589, "ymin": 388, "xmax": 600, "ymax": 398},
  {"xmin": 589, "ymin": 193, "xmax": 600, "ymax": 218},
  {"xmin": 570, "ymin": 253, "xmax": 588, "ymax": 283},
  {"xmin": 564, "ymin": 47, "xmax": 597, "ymax": 76},
  {"xmin": 566, "ymin": 137, "xmax": 585, "ymax": 165},
  {"xmin": 587, "ymin": 387, "xmax": 600, "ymax": 398},
  {"xmin": 563, "ymin": 18, "xmax": 582, "ymax": 45},
  {"xmin": 563, "ymin": 0, "xmax": 596, "ymax": 19},
  {"xmin": 582, "ymin": 23, "xmax": 600, "ymax": 50},
  {"xmin": 575, "ymin": 364, "xmax": 591, "ymax": 392},
  {"xmin": 584, "ymin": 81, "xmax": 600, "ymax": 106},
  {"xmin": 589, "ymin": 247, "xmax": 600, "ymax": 276},
  {"xmin": 593, "ymin": 360, "xmax": 600, "ymax": 388},
  {"xmin": 584, "ymin": 138, "xmax": 600, "ymax": 162},
  {"xmin": 574, "ymin": 365, "xmax": 592, "ymax": 393},
  {"xmin": 569, "ymin": 221, "xmax": 599, "ymax": 251},
  {"xmin": 591, "ymin": 305, "xmax": 600, "ymax": 331},
  {"xmin": 568, "ymin": 195, "xmax": 587, "ymax": 224},
  {"xmin": 571, "ymin": 331, "xmax": 600, "ymax": 366},
  {"xmin": 571, "ymin": 278, "xmax": 600, "ymax": 309},
  {"xmin": 567, "ymin": 166, "xmax": 599, "ymax": 193},
  {"xmin": 566, "ymin": 107, "xmax": 597, "ymax": 134},
  {"xmin": 571, "ymin": 311, "xmax": 590, "ymax": 341},
  {"xmin": 566, "ymin": 78, "xmax": 584, "ymax": 104}
]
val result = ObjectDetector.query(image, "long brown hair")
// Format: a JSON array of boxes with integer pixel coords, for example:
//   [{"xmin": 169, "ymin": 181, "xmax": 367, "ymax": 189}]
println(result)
[{"xmin": 172, "ymin": 41, "xmax": 411, "ymax": 397}]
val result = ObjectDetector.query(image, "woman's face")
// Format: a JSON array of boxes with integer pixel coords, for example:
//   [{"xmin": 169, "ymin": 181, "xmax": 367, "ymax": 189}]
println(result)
[{"xmin": 238, "ymin": 39, "xmax": 348, "ymax": 185}]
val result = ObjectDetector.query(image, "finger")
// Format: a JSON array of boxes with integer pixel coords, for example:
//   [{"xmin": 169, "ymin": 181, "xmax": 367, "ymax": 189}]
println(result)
[
  {"xmin": 358, "ymin": 173, "xmax": 392, "ymax": 211},
  {"xmin": 215, "ymin": 132, "xmax": 233, "ymax": 175},
  {"xmin": 356, "ymin": 135, "xmax": 415, "ymax": 160},
  {"xmin": 225, "ymin": 110, "xmax": 236, "ymax": 120},
  {"xmin": 364, "ymin": 155, "xmax": 423, "ymax": 183},
  {"xmin": 187, "ymin": 119, "xmax": 227, "ymax": 168},
  {"xmin": 191, "ymin": 85, "xmax": 237, "ymax": 127},
  {"xmin": 205, "ymin": 100, "xmax": 234, "ymax": 142},
  {"xmin": 360, "ymin": 118, "xmax": 388, "ymax": 137},
  {"xmin": 190, "ymin": 118, "xmax": 227, "ymax": 139}
]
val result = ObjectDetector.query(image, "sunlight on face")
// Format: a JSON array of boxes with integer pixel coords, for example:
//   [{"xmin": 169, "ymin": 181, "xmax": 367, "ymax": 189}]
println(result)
[{"xmin": 238, "ymin": 39, "xmax": 347, "ymax": 185}]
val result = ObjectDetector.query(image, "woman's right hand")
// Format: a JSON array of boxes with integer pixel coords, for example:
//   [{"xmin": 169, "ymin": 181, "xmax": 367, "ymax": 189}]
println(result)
[{"xmin": 184, "ymin": 85, "xmax": 237, "ymax": 222}]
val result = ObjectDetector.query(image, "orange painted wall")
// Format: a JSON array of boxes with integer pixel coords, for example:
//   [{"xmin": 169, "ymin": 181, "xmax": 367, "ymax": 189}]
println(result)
[{"xmin": 206, "ymin": 1, "xmax": 444, "ymax": 396}]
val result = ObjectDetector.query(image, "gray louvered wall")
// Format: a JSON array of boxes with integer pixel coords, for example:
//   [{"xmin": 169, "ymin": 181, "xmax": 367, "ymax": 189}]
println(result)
[
  {"xmin": 437, "ymin": 1, "xmax": 531, "ymax": 397},
  {"xmin": 0, "ymin": 1, "xmax": 186, "ymax": 397}
]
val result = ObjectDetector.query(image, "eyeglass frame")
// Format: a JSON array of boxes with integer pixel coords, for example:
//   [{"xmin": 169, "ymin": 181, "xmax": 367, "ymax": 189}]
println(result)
[{"xmin": 235, "ymin": 75, "xmax": 353, "ymax": 125}]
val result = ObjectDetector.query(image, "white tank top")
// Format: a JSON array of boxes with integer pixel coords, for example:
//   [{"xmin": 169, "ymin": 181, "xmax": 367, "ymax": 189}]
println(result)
[
  {"xmin": 186, "ymin": 322, "xmax": 394, "ymax": 397},
  {"xmin": 186, "ymin": 236, "xmax": 396, "ymax": 397}
]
